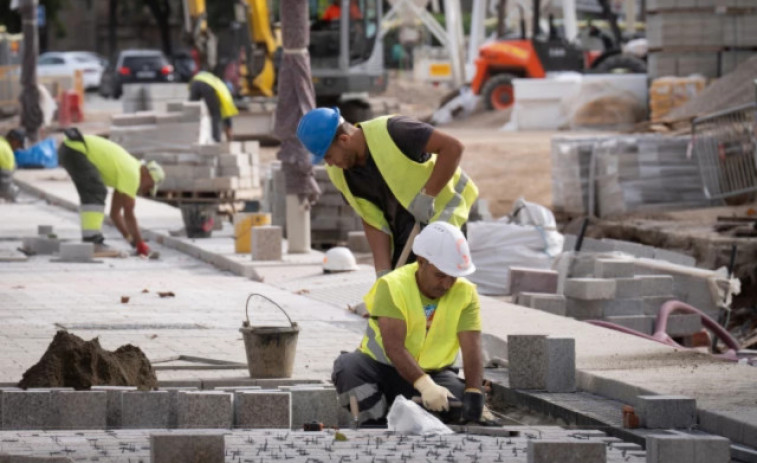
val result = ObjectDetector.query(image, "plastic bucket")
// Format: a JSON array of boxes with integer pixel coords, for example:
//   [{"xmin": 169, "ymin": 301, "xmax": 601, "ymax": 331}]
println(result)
[
  {"xmin": 180, "ymin": 203, "xmax": 216, "ymax": 238},
  {"xmin": 239, "ymin": 293, "xmax": 299, "ymax": 378}
]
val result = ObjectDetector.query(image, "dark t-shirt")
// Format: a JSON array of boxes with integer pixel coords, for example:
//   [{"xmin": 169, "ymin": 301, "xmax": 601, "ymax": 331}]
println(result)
[{"xmin": 343, "ymin": 116, "xmax": 434, "ymax": 267}]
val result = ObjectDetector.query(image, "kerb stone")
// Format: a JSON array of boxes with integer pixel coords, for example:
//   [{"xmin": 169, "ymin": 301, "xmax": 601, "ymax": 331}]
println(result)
[
  {"xmin": 121, "ymin": 391, "xmax": 170, "ymax": 428},
  {"xmin": 527, "ymin": 440, "xmax": 606, "ymax": 463},
  {"xmin": 2, "ymin": 390, "xmax": 51, "ymax": 430},
  {"xmin": 176, "ymin": 391, "xmax": 233, "ymax": 429},
  {"xmin": 251, "ymin": 226, "xmax": 282, "ymax": 261},
  {"xmin": 150, "ymin": 432, "xmax": 225, "ymax": 463},
  {"xmin": 508, "ymin": 267, "xmax": 558, "ymax": 295},
  {"xmin": 564, "ymin": 278, "xmax": 616, "ymax": 300},
  {"xmin": 235, "ymin": 391, "xmax": 291, "ymax": 428},
  {"xmin": 637, "ymin": 395, "xmax": 697, "ymax": 429},
  {"xmin": 51, "ymin": 391, "xmax": 107, "ymax": 430},
  {"xmin": 507, "ymin": 335, "xmax": 546, "ymax": 390},
  {"xmin": 91, "ymin": 386, "xmax": 137, "ymax": 428},
  {"xmin": 545, "ymin": 337, "xmax": 575, "ymax": 393},
  {"xmin": 594, "ymin": 258, "xmax": 635, "ymax": 278},
  {"xmin": 279, "ymin": 386, "xmax": 339, "ymax": 429}
]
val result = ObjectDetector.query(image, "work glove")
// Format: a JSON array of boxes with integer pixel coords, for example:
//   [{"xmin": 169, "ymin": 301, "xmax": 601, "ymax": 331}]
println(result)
[
  {"xmin": 413, "ymin": 374, "xmax": 455, "ymax": 412},
  {"xmin": 462, "ymin": 388, "xmax": 485, "ymax": 423},
  {"xmin": 135, "ymin": 241, "xmax": 150, "ymax": 257},
  {"xmin": 407, "ymin": 192, "xmax": 435, "ymax": 224}
]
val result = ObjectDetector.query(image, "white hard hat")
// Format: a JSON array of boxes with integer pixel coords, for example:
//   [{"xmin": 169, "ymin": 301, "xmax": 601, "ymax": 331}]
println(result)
[
  {"xmin": 323, "ymin": 246, "xmax": 358, "ymax": 273},
  {"xmin": 412, "ymin": 222, "xmax": 476, "ymax": 277}
]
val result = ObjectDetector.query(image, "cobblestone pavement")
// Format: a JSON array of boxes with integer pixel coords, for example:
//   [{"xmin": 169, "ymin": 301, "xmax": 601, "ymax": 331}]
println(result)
[
  {"xmin": 0, "ymin": 427, "xmax": 646, "ymax": 462},
  {"xmin": 0, "ymin": 195, "xmax": 364, "ymax": 383}
]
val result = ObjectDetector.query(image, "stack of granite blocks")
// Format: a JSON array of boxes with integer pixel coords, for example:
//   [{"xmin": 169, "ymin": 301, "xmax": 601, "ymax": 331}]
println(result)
[
  {"xmin": 133, "ymin": 141, "xmax": 261, "ymax": 199},
  {"xmin": 551, "ymin": 135, "xmax": 714, "ymax": 217},
  {"xmin": 109, "ymin": 101, "xmax": 210, "ymax": 153},
  {"xmin": 121, "ymin": 83, "xmax": 190, "ymax": 114},
  {"xmin": 560, "ymin": 234, "xmax": 722, "ymax": 323},
  {"xmin": 646, "ymin": 434, "xmax": 731, "ymax": 463}
]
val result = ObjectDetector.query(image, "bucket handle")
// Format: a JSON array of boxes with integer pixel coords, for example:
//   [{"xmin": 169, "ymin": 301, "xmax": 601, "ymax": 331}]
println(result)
[{"xmin": 244, "ymin": 293, "xmax": 295, "ymax": 328}]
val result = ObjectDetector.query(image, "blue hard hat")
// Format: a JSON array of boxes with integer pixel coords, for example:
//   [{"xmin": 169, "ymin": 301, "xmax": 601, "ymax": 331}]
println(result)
[{"xmin": 297, "ymin": 107, "xmax": 341, "ymax": 164}]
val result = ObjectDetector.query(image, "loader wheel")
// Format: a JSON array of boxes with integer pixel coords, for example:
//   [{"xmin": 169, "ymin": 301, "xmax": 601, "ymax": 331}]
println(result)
[
  {"xmin": 593, "ymin": 54, "xmax": 647, "ymax": 74},
  {"xmin": 482, "ymin": 74, "xmax": 515, "ymax": 111}
]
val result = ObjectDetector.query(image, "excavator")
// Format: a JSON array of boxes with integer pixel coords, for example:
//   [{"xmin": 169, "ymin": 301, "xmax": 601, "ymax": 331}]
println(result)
[
  {"xmin": 181, "ymin": 0, "xmax": 387, "ymax": 122},
  {"xmin": 471, "ymin": 0, "xmax": 647, "ymax": 110}
]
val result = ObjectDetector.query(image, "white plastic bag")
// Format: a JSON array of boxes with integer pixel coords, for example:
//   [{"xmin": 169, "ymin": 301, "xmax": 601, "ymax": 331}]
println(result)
[{"xmin": 386, "ymin": 395, "xmax": 453, "ymax": 435}]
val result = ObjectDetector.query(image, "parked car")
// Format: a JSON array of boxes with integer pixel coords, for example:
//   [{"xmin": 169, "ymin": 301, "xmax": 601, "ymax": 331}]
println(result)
[
  {"xmin": 98, "ymin": 49, "xmax": 176, "ymax": 99},
  {"xmin": 37, "ymin": 51, "xmax": 105, "ymax": 90}
]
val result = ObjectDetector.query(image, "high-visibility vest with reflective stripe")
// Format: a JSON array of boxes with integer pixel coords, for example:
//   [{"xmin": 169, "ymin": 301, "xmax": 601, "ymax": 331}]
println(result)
[
  {"xmin": 192, "ymin": 71, "xmax": 239, "ymax": 119},
  {"xmin": 359, "ymin": 262, "xmax": 477, "ymax": 371},
  {"xmin": 0, "ymin": 137, "xmax": 15, "ymax": 171},
  {"xmin": 326, "ymin": 116, "xmax": 478, "ymax": 236}
]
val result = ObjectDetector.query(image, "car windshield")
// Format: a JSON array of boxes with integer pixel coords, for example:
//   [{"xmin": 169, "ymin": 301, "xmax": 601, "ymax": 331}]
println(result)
[{"xmin": 123, "ymin": 55, "xmax": 165, "ymax": 68}]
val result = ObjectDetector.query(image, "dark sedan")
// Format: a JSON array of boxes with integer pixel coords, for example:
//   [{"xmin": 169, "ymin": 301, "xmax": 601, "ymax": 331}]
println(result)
[{"xmin": 99, "ymin": 49, "xmax": 176, "ymax": 99}]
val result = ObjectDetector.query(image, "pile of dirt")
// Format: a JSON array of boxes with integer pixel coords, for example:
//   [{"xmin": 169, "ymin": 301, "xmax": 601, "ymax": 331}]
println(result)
[
  {"xmin": 666, "ymin": 56, "xmax": 757, "ymax": 122},
  {"xmin": 18, "ymin": 330, "xmax": 157, "ymax": 390}
]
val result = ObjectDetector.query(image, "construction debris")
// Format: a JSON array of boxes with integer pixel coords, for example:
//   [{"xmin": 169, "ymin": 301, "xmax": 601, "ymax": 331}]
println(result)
[{"xmin": 18, "ymin": 331, "xmax": 157, "ymax": 390}]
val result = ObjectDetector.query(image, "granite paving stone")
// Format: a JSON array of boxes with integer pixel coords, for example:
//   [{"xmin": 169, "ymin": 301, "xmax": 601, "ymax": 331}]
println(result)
[{"xmin": 234, "ymin": 390, "xmax": 291, "ymax": 428}]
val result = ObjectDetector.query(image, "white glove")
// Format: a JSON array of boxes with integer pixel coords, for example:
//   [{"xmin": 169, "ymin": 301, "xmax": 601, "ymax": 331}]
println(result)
[
  {"xmin": 413, "ymin": 374, "xmax": 454, "ymax": 412},
  {"xmin": 407, "ymin": 192, "xmax": 435, "ymax": 224}
]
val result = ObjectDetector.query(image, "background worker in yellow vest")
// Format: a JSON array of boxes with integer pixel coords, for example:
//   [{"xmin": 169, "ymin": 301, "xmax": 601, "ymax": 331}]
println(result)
[
  {"xmin": 58, "ymin": 128, "xmax": 165, "ymax": 257},
  {"xmin": 297, "ymin": 107, "xmax": 478, "ymax": 277},
  {"xmin": 331, "ymin": 222, "xmax": 496, "ymax": 426},
  {"xmin": 0, "ymin": 129, "xmax": 24, "ymax": 202},
  {"xmin": 189, "ymin": 71, "xmax": 239, "ymax": 143}
]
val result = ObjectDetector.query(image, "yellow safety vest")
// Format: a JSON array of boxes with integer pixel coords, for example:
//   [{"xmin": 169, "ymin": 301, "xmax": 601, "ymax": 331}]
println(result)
[
  {"xmin": 359, "ymin": 262, "xmax": 478, "ymax": 371},
  {"xmin": 0, "ymin": 137, "xmax": 15, "ymax": 171},
  {"xmin": 192, "ymin": 71, "xmax": 239, "ymax": 119},
  {"xmin": 326, "ymin": 116, "xmax": 478, "ymax": 236}
]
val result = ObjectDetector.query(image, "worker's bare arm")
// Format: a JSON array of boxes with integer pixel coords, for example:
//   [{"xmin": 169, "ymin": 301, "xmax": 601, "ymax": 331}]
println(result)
[
  {"xmin": 113, "ymin": 192, "xmax": 143, "ymax": 245},
  {"xmin": 362, "ymin": 219, "xmax": 392, "ymax": 274},
  {"xmin": 458, "ymin": 330, "xmax": 484, "ymax": 390},
  {"xmin": 109, "ymin": 192, "xmax": 130, "ymax": 242},
  {"xmin": 378, "ymin": 316, "xmax": 425, "ymax": 384},
  {"xmin": 421, "ymin": 130, "xmax": 463, "ymax": 197}
]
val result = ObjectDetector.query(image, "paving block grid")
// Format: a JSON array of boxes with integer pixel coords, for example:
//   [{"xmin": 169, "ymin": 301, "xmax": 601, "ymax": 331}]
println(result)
[{"xmin": 0, "ymin": 427, "xmax": 648, "ymax": 462}]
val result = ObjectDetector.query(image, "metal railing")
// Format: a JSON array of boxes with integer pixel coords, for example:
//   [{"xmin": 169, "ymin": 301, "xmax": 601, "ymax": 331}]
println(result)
[{"xmin": 691, "ymin": 103, "xmax": 757, "ymax": 200}]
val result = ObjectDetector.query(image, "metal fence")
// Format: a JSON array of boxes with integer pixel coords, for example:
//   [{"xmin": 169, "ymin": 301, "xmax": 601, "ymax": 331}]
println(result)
[{"xmin": 692, "ymin": 103, "xmax": 757, "ymax": 200}]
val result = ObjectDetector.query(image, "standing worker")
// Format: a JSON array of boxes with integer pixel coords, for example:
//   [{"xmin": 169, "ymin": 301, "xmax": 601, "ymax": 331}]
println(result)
[
  {"xmin": 331, "ymin": 221, "xmax": 495, "ymax": 425},
  {"xmin": 58, "ymin": 128, "xmax": 165, "ymax": 256},
  {"xmin": 297, "ymin": 107, "xmax": 478, "ymax": 277},
  {"xmin": 189, "ymin": 70, "xmax": 239, "ymax": 143},
  {"xmin": 0, "ymin": 129, "xmax": 24, "ymax": 202}
]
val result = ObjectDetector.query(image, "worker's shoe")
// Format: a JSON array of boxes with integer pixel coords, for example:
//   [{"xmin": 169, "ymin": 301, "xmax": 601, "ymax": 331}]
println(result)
[{"xmin": 476, "ymin": 405, "xmax": 503, "ymax": 427}]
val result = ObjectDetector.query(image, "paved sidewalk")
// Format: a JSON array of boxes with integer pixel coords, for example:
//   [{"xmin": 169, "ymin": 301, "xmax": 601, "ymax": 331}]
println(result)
[{"xmin": 4, "ymin": 169, "xmax": 757, "ymax": 449}]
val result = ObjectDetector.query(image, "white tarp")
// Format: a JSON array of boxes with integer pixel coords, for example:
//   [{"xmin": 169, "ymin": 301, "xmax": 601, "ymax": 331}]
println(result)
[{"xmin": 467, "ymin": 199, "xmax": 563, "ymax": 295}]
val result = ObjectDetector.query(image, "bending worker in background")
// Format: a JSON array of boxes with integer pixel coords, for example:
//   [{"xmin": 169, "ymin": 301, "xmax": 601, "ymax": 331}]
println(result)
[
  {"xmin": 297, "ymin": 107, "xmax": 478, "ymax": 277},
  {"xmin": 332, "ymin": 221, "xmax": 494, "ymax": 425},
  {"xmin": 58, "ymin": 128, "xmax": 165, "ymax": 256},
  {"xmin": 0, "ymin": 129, "xmax": 24, "ymax": 202},
  {"xmin": 189, "ymin": 71, "xmax": 239, "ymax": 143}
]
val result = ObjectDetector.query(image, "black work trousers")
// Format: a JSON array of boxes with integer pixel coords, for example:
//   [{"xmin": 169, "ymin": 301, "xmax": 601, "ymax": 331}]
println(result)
[{"xmin": 331, "ymin": 350, "xmax": 465, "ymax": 424}]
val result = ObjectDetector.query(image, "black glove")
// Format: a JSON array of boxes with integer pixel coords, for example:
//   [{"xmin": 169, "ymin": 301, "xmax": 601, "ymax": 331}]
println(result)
[{"xmin": 462, "ymin": 389, "xmax": 485, "ymax": 423}]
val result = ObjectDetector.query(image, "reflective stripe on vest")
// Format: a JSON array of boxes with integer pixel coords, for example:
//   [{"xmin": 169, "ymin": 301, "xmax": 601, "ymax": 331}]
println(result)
[
  {"xmin": 326, "ymin": 116, "xmax": 478, "ymax": 234},
  {"xmin": 192, "ymin": 72, "xmax": 239, "ymax": 119},
  {"xmin": 359, "ymin": 262, "xmax": 477, "ymax": 371}
]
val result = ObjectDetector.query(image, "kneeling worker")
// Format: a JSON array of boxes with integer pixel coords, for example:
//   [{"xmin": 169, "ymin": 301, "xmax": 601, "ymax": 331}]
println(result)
[
  {"xmin": 332, "ymin": 221, "xmax": 492, "ymax": 425},
  {"xmin": 189, "ymin": 71, "xmax": 238, "ymax": 142},
  {"xmin": 0, "ymin": 128, "xmax": 24, "ymax": 202},
  {"xmin": 58, "ymin": 128, "xmax": 165, "ymax": 256}
]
